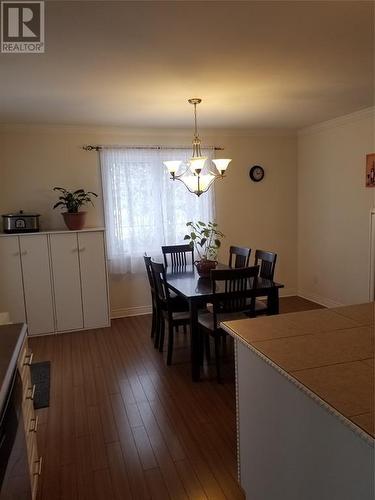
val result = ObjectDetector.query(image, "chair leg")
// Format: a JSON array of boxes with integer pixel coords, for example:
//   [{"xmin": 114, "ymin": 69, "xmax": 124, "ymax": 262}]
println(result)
[
  {"xmin": 154, "ymin": 308, "xmax": 160, "ymax": 349},
  {"xmin": 199, "ymin": 327, "xmax": 205, "ymax": 366},
  {"xmin": 205, "ymin": 334, "xmax": 211, "ymax": 363},
  {"xmin": 159, "ymin": 316, "xmax": 165, "ymax": 352},
  {"xmin": 150, "ymin": 303, "xmax": 156, "ymax": 339},
  {"xmin": 214, "ymin": 335, "xmax": 222, "ymax": 383},
  {"xmin": 167, "ymin": 320, "xmax": 174, "ymax": 366}
]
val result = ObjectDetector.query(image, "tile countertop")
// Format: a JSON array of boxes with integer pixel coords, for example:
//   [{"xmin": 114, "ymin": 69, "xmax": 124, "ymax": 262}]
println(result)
[{"xmin": 222, "ymin": 303, "xmax": 374, "ymax": 439}]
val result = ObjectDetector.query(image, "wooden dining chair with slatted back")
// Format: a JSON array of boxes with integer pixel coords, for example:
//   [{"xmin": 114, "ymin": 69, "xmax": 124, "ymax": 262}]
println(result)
[
  {"xmin": 228, "ymin": 246, "xmax": 251, "ymax": 268},
  {"xmin": 252, "ymin": 249, "xmax": 278, "ymax": 315},
  {"xmin": 150, "ymin": 261, "xmax": 190, "ymax": 365},
  {"xmin": 162, "ymin": 244, "xmax": 194, "ymax": 268},
  {"xmin": 198, "ymin": 266, "xmax": 259, "ymax": 382},
  {"xmin": 143, "ymin": 255, "xmax": 158, "ymax": 341},
  {"xmin": 206, "ymin": 245, "xmax": 252, "ymax": 315}
]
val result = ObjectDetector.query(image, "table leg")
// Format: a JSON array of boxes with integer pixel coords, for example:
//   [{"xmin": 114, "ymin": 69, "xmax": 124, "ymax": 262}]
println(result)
[
  {"xmin": 189, "ymin": 299, "xmax": 200, "ymax": 382},
  {"xmin": 268, "ymin": 288, "xmax": 280, "ymax": 315}
]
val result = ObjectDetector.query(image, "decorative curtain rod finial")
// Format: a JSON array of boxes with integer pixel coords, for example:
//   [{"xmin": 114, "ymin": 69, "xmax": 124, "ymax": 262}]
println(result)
[{"xmin": 83, "ymin": 145, "xmax": 102, "ymax": 151}]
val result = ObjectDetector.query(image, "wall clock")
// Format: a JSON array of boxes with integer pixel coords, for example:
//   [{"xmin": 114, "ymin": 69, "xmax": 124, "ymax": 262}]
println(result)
[{"xmin": 249, "ymin": 165, "xmax": 265, "ymax": 182}]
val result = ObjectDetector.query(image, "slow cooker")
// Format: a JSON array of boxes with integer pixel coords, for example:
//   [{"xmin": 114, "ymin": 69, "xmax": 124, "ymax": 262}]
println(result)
[{"xmin": 2, "ymin": 211, "xmax": 40, "ymax": 233}]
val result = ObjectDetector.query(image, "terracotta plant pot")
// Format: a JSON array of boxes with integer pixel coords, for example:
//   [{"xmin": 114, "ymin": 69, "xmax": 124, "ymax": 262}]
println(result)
[
  {"xmin": 62, "ymin": 212, "xmax": 87, "ymax": 230},
  {"xmin": 194, "ymin": 259, "xmax": 217, "ymax": 278}
]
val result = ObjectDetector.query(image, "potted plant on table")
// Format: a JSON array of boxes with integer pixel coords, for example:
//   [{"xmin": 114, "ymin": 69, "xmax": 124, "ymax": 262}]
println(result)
[
  {"xmin": 53, "ymin": 187, "xmax": 98, "ymax": 230},
  {"xmin": 184, "ymin": 221, "xmax": 225, "ymax": 277}
]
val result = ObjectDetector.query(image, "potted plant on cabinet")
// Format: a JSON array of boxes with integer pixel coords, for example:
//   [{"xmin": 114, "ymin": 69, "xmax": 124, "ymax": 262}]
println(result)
[
  {"xmin": 53, "ymin": 187, "xmax": 98, "ymax": 230},
  {"xmin": 184, "ymin": 221, "xmax": 225, "ymax": 277}
]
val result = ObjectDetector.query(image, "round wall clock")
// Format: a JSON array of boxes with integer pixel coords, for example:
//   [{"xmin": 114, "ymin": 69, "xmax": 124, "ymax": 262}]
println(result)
[{"xmin": 249, "ymin": 165, "xmax": 265, "ymax": 182}]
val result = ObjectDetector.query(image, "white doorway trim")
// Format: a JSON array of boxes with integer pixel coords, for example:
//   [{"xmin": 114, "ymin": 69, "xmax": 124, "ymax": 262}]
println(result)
[{"xmin": 369, "ymin": 209, "xmax": 375, "ymax": 301}]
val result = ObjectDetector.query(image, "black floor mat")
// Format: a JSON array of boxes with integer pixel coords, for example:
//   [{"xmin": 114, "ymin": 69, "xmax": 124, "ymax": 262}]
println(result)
[{"xmin": 30, "ymin": 361, "xmax": 51, "ymax": 409}]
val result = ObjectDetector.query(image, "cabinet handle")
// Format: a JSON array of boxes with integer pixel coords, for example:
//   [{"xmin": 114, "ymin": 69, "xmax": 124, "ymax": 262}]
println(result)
[
  {"xmin": 13, "ymin": 251, "xmax": 20, "ymax": 257},
  {"xmin": 29, "ymin": 416, "xmax": 39, "ymax": 433},
  {"xmin": 33, "ymin": 456, "xmax": 43, "ymax": 476},
  {"xmin": 79, "ymin": 247, "xmax": 86, "ymax": 252},
  {"xmin": 23, "ymin": 352, "xmax": 34, "ymax": 366},
  {"xmin": 21, "ymin": 251, "xmax": 28, "ymax": 256},
  {"xmin": 26, "ymin": 384, "xmax": 36, "ymax": 400},
  {"xmin": 72, "ymin": 248, "xmax": 79, "ymax": 252}
]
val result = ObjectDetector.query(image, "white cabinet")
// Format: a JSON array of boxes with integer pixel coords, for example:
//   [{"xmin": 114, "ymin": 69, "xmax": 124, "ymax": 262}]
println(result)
[
  {"xmin": 0, "ymin": 235, "xmax": 25, "ymax": 323},
  {"xmin": 78, "ymin": 232, "xmax": 109, "ymax": 329},
  {"xmin": 19, "ymin": 235, "xmax": 55, "ymax": 335},
  {"xmin": 50, "ymin": 233, "xmax": 83, "ymax": 332},
  {"xmin": 0, "ymin": 229, "xmax": 110, "ymax": 336}
]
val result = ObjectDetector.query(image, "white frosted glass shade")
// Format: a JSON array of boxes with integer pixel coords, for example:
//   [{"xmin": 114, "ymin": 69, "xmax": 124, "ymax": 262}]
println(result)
[
  {"xmin": 212, "ymin": 158, "xmax": 232, "ymax": 173},
  {"xmin": 163, "ymin": 160, "xmax": 182, "ymax": 174},
  {"xmin": 181, "ymin": 173, "xmax": 215, "ymax": 195},
  {"xmin": 189, "ymin": 157, "xmax": 207, "ymax": 173}
]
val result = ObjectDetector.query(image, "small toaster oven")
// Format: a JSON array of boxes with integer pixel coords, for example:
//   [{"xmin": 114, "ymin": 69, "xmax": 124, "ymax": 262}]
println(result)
[{"xmin": 2, "ymin": 211, "xmax": 40, "ymax": 234}]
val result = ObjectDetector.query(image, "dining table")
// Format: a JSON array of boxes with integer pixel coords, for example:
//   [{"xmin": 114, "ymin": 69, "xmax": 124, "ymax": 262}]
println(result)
[{"xmin": 165, "ymin": 264, "xmax": 284, "ymax": 381}]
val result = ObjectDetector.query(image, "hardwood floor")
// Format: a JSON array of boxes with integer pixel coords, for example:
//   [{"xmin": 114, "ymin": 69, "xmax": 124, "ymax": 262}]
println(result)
[{"xmin": 30, "ymin": 297, "xmax": 322, "ymax": 500}]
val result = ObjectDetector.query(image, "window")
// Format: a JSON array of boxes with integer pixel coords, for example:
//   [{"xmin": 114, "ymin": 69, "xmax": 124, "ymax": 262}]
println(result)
[{"xmin": 100, "ymin": 147, "xmax": 215, "ymax": 274}]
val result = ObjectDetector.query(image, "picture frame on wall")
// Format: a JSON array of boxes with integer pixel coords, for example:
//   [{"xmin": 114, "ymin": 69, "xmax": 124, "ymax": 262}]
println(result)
[{"xmin": 366, "ymin": 153, "xmax": 375, "ymax": 187}]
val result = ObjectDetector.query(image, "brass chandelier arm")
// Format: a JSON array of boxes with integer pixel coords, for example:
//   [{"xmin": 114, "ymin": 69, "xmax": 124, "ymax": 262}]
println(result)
[{"xmin": 173, "ymin": 172, "xmax": 224, "ymax": 197}]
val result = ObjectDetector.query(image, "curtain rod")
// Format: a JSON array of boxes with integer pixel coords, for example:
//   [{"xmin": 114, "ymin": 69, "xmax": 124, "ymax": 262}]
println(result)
[{"xmin": 82, "ymin": 144, "xmax": 224, "ymax": 151}]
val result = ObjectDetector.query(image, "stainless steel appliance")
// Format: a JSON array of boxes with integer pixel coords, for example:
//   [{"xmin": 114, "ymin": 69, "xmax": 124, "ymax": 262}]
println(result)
[
  {"xmin": 2, "ymin": 211, "xmax": 40, "ymax": 234},
  {"xmin": 0, "ymin": 369, "xmax": 31, "ymax": 499}
]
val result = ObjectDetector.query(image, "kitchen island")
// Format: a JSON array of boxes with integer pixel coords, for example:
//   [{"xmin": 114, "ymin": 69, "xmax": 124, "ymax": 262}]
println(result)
[{"xmin": 222, "ymin": 303, "xmax": 374, "ymax": 500}]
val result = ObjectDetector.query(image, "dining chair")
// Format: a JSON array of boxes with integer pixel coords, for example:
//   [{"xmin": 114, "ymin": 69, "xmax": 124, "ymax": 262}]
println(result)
[
  {"xmin": 143, "ymin": 255, "xmax": 157, "ymax": 340},
  {"xmin": 228, "ymin": 245, "xmax": 251, "ymax": 268},
  {"xmin": 255, "ymin": 249, "xmax": 277, "ymax": 280},
  {"xmin": 162, "ymin": 244, "xmax": 194, "ymax": 268},
  {"xmin": 253, "ymin": 249, "xmax": 278, "ymax": 315},
  {"xmin": 206, "ymin": 245, "xmax": 252, "ymax": 314},
  {"xmin": 150, "ymin": 261, "xmax": 190, "ymax": 365},
  {"xmin": 198, "ymin": 266, "xmax": 259, "ymax": 382}
]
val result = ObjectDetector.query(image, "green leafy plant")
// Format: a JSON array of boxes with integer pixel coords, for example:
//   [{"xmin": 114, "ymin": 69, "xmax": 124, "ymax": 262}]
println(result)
[
  {"xmin": 184, "ymin": 221, "xmax": 224, "ymax": 260},
  {"xmin": 53, "ymin": 187, "xmax": 98, "ymax": 213}
]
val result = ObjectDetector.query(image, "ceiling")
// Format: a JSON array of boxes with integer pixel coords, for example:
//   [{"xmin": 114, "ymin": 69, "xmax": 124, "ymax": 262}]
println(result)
[{"xmin": 0, "ymin": 1, "xmax": 373, "ymax": 129}]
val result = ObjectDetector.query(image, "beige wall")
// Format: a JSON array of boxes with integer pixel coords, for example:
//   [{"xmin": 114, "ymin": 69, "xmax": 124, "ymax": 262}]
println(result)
[
  {"xmin": 0, "ymin": 125, "xmax": 298, "ymax": 316},
  {"xmin": 297, "ymin": 108, "xmax": 375, "ymax": 306}
]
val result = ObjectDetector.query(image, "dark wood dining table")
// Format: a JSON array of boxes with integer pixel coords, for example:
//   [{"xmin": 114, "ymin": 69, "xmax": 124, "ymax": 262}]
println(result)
[{"xmin": 165, "ymin": 264, "xmax": 284, "ymax": 381}]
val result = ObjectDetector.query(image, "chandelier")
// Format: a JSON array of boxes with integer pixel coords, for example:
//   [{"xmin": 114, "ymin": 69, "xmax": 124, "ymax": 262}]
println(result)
[{"xmin": 163, "ymin": 98, "xmax": 232, "ymax": 197}]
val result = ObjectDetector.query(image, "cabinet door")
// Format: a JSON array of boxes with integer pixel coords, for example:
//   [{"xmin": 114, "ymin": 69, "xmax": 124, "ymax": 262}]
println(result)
[
  {"xmin": 0, "ymin": 236, "xmax": 26, "ymax": 323},
  {"xmin": 19, "ymin": 235, "xmax": 54, "ymax": 335},
  {"xmin": 49, "ymin": 233, "xmax": 83, "ymax": 332},
  {"xmin": 78, "ymin": 231, "xmax": 109, "ymax": 329}
]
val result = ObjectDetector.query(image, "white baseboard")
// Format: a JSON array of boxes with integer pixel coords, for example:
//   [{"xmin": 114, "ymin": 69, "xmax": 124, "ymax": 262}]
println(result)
[
  {"xmin": 111, "ymin": 305, "xmax": 152, "ymax": 318},
  {"xmin": 297, "ymin": 290, "xmax": 343, "ymax": 308},
  {"xmin": 279, "ymin": 288, "xmax": 297, "ymax": 297}
]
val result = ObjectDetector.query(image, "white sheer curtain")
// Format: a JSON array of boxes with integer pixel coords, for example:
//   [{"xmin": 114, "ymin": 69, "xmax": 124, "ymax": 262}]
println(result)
[{"xmin": 100, "ymin": 147, "xmax": 215, "ymax": 274}]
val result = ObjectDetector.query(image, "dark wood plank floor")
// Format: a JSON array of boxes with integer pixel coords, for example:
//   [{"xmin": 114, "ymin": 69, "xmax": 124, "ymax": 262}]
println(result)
[{"xmin": 30, "ymin": 297, "xmax": 322, "ymax": 500}]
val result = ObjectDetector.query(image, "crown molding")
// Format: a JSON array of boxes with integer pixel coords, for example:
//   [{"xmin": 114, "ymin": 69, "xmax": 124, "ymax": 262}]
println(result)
[{"xmin": 298, "ymin": 107, "xmax": 374, "ymax": 137}]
